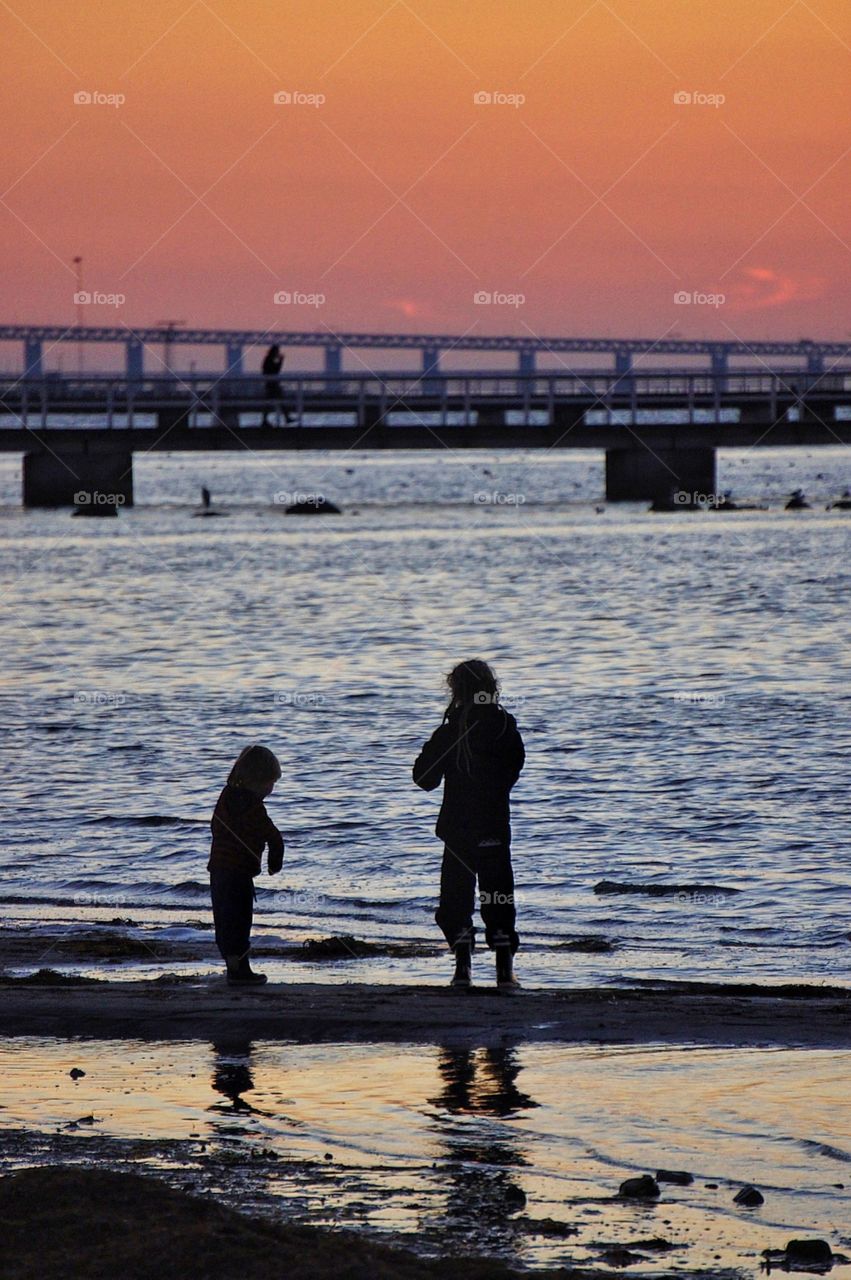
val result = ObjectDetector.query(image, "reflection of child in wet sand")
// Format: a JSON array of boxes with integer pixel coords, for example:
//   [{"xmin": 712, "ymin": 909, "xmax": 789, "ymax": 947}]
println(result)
[
  {"xmin": 208, "ymin": 745, "xmax": 284, "ymax": 985},
  {"xmin": 413, "ymin": 660, "xmax": 525, "ymax": 992}
]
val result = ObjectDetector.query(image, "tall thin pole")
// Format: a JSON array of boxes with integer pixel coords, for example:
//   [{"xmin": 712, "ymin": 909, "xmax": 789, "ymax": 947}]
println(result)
[{"xmin": 73, "ymin": 256, "xmax": 83, "ymax": 375}]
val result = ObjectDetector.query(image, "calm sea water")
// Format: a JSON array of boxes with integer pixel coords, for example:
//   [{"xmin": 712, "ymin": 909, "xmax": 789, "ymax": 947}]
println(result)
[{"xmin": 1, "ymin": 445, "xmax": 850, "ymax": 986}]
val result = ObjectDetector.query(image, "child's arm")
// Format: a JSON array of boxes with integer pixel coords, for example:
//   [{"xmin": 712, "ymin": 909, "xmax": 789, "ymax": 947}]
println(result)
[
  {"xmin": 413, "ymin": 724, "xmax": 451, "ymax": 791},
  {"xmin": 258, "ymin": 801, "xmax": 284, "ymax": 874},
  {"xmin": 267, "ymin": 825, "xmax": 284, "ymax": 874},
  {"xmin": 501, "ymin": 716, "xmax": 526, "ymax": 790}
]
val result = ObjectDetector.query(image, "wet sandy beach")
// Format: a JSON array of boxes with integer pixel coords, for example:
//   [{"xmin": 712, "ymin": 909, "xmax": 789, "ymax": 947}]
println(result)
[{"xmin": 1, "ymin": 975, "xmax": 850, "ymax": 1047}]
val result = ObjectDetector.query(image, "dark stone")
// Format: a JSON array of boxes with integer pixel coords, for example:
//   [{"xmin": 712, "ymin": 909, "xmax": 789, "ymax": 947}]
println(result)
[
  {"xmin": 785, "ymin": 1239, "xmax": 833, "ymax": 1267},
  {"xmin": 285, "ymin": 497, "xmax": 341, "ymax": 515},
  {"xmin": 733, "ymin": 1185, "xmax": 764, "ymax": 1207},
  {"xmin": 503, "ymin": 1184, "xmax": 527, "ymax": 1212},
  {"xmin": 619, "ymin": 1175, "xmax": 660, "ymax": 1200},
  {"xmin": 69, "ymin": 1068, "xmax": 86, "ymax": 1080},
  {"xmin": 594, "ymin": 879, "xmax": 739, "ymax": 897},
  {"xmin": 656, "ymin": 1169, "xmax": 693, "ymax": 1186},
  {"xmin": 600, "ymin": 1247, "xmax": 646, "ymax": 1267},
  {"xmin": 514, "ymin": 1216, "xmax": 577, "ymax": 1238}
]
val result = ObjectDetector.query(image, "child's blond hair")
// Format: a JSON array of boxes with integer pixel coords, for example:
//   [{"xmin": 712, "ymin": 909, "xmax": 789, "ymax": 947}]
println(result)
[{"xmin": 227, "ymin": 744, "xmax": 281, "ymax": 792}]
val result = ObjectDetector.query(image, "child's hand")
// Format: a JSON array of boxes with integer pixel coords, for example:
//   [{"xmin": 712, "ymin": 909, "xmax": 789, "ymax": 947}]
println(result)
[{"xmin": 268, "ymin": 830, "xmax": 284, "ymax": 875}]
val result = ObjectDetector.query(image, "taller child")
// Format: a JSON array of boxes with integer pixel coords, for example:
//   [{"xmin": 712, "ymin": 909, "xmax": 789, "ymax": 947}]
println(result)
[{"xmin": 413, "ymin": 660, "xmax": 525, "ymax": 991}]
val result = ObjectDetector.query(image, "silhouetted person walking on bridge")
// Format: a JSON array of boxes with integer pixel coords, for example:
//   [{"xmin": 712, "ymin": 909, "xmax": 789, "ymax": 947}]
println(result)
[
  {"xmin": 414, "ymin": 660, "xmax": 525, "ymax": 992},
  {"xmin": 261, "ymin": 344, "xmax": 296, "ymax": 425}
]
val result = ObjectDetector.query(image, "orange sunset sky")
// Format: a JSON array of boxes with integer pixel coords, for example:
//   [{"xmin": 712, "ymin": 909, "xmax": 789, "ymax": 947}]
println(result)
[{"xmin": 2, "ymin": 0, "xmax": 849, "ymax": 349}]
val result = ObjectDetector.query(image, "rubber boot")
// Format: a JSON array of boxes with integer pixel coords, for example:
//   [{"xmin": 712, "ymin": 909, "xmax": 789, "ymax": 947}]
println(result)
[
  {"xmin": 225, "ymin": 954, "xmax": 268, "ymax": 986},
  {"xmin": 494, "ymin": 935, "xmax": 520, "ymax": 992},
  {"xmin": 451, "ymin": 941, "xmax": 472, "ymax": 989}
]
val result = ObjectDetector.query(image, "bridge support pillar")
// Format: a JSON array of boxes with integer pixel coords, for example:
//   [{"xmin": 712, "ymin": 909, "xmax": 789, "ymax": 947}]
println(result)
[
  {"xmin": 613, "ymin": 350, "xmax": 633, "ymax": 393},
  {"xmin": 422, "ymin": 346, "xmax": 441, "ymax": 395},
  {"xmin": 125, "ymin": 338, "xmax": 144, "ymax": 380},
  {"xmin": 605, "ymin": 445, "xmax": 716, "ymax": 507},
  {"xmin": 24, "ymin": 338, "xmax": 43, "ymax": 378},
  {"xmin": 23, "ymin": 445, "xmax": 133, "ymax": 509},
  {"xmin": 324, "ymin": 345, "xmax": 342, "ymax": 391},
  {"xmin": 711, "ymin": 349, "xmax": 728, "ymax": 393},
  {"xmin": 518, "ymin": 350, "xmax": 536, "ymax": 376}
]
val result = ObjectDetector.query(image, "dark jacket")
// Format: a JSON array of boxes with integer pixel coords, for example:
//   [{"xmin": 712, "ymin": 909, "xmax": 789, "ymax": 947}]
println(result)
[
  {"xmin": 208, "ymin": 784, "xmax": 284, "ymax": 878},
  {"xmin": 413, "ymin": 703, "xmax": 525, "ymax": 848}
]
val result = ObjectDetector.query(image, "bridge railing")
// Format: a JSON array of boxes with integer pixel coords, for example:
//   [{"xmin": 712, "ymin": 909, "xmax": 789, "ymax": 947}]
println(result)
[{"xmin": 0, "ymin": 369, "xmax": 848, "ymax": 429}]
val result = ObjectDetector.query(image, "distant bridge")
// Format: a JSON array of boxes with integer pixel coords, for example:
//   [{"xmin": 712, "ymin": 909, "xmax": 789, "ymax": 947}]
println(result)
[
  {"xmin": 1, "ymin": 324, "xmax": 849, "ymax": 380},
  {"xmin": 1, "ymin": 364, "xmax": 849, "ymax": 509}
]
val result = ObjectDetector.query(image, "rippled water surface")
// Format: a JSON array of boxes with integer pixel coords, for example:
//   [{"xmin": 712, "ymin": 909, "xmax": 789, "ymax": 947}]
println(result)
[{"xmin": 1, "ymin": 447, "xmax": 850, "ymax": 986}]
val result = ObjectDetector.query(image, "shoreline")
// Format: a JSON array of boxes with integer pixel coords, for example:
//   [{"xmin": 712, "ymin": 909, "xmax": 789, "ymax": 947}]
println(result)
[{"xmin": 1, "ymin": 976, "xmax": 849, "ymax": 1046}]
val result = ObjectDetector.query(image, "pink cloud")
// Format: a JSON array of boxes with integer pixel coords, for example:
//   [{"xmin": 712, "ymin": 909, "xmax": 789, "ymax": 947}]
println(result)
[
  {"xmin": 385, "ymin": 298, "xmax": 422, "ymax": 319},
  {"xmin": 729, "ymin": 266, "xmax": 826, "ymax": 311}
]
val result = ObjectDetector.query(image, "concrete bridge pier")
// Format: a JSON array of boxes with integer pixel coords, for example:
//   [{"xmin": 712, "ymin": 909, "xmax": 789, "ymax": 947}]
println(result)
[
  {"xmin": 23, "ymin": 444, "xmax": 133, "ymax": 508},
  {"xmin": 606, "ymin": 445, "xmax": 716, "ymax": 507}
]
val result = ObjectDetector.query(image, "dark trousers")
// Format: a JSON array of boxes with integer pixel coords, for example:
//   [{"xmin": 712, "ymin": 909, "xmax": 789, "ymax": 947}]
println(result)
[
  {"xmin": 435, "ymin": 842, "xmax": 519, "ymax": 954},
  {"xmin": 210, "ymin": 867, "xmax": 255, "ymax": 962}
]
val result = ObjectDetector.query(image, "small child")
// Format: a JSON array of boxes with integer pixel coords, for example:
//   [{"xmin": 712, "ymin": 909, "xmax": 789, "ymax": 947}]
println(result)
[
  {"xmin": 208, "ymin": 744, "xmax": 284, "ymax": 985},
  {"xmin": 413, "ymin": 660, "xmax": 525, "ymax": 991}
]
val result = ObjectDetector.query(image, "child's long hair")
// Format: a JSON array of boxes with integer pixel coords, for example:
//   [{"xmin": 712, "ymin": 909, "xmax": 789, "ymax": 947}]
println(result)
[
  {"xmin": 443, "ymin": 659, "xmax": 500, "ymax": 773},
  {"xmin": 227, "ymin": 744, "xmax": 281, "ymax": 792}
]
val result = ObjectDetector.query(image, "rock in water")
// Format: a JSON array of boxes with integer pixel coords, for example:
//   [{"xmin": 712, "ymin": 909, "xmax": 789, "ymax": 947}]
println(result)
[
  {"xmin": 785, "ymin": 1239, "xmax": 833, "ymax": 1268},
  {"xmin": 285, "ymin": 497, "xmax": 341, "ymax": 515},
  {"xmin": 619, "ymin": 1175, "xmax": 660, "ymax": 1199},
  {"xmin": 656, "ymin": 1169, "xmax": 693, "ymax": 1186},
  {"xmin": 733, "ymin": 1185, "xmax": 764, "ymax": 1207},
  {"xmin": 503, "ymin": 1184, "xmax": 527, "ymax": 1212},
  {"xmin": 600, "ymin": 1248, "xmax": 646, "ymax": 1267}
]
